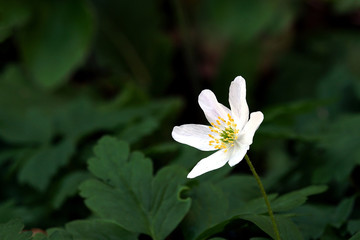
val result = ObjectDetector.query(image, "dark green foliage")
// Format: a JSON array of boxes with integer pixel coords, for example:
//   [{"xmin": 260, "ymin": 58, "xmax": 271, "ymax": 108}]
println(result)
[
  {"xmin": 65, "ymin": 219, "xmax": 137, "ymax": 240},
  {"xmin": 192, "ymin": 185, "xmax": 326, "ymax": 240},
  {"xmin": 1, "ymin": 0, "xmax": 360, "ymax": 239},
  {"xmin": 80, "ymin": 136, "xmax": 191, "ymax": 240},
  {"xmin": 16, "ymin": 0, "xmax": 94, "ymax": 89},
  {"xmin": 0, "ymin": 219, "xmax": 32, "ymax": 240}
]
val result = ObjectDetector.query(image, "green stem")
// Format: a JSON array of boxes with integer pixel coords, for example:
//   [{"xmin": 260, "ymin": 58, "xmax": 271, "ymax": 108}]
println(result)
[{"xmin": 245, "ymin": 154, "xmax": 281, "ymax": 240}]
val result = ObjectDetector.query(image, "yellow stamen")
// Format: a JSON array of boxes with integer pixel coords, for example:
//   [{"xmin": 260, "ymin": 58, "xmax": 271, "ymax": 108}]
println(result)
[{"xmin": 208, "ymin": 113, "xmax": 239, "ymax": 152}]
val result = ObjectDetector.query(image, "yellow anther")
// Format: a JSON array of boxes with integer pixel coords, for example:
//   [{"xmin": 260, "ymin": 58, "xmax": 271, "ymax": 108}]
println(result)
[
  {"xmin": 208, "ymin": 114, "xmax": 239, "ymax": 152},
  {"xmin": 218, "ymin": 116, "xmax": 226, "ymax": 122}
]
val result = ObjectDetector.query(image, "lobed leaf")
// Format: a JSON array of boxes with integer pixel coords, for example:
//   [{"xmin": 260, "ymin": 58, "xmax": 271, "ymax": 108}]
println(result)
[
  {"xmin": 80, "ymin": 136, "xmax": 191, "ymax": 240},
  {"xmin": 0, "ymin": 219, "xmax": 32, "ymax": 240}
]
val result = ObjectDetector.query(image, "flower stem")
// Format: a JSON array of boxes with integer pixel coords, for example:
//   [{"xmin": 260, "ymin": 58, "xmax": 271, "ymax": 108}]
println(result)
[{"xmin": 244, "ymin": 154, "xmax": 281, "ymax": 240}]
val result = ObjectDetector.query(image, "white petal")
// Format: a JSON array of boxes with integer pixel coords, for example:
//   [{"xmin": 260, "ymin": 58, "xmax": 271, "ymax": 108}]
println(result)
[
  {"xmin": 227, "ymin": 144, "xmax": 249, "ymax": 167},
  {"xmin": 172, "ymin": 124, "xmax": 215, "ymax": 151},
  {"xmin": 187, "ymin": 150, "xmax": 230, "ymax": 178},
  {"xmin": 238, "ymin": 111, "xmax": 264, "ymax": 145},
  {"xmin": 198, "ymin": 89, "xmax": 231, "ymax": 125},
  {"xmin": 229, "ymin": 76, "xmax": 249, "ymax": 130}
]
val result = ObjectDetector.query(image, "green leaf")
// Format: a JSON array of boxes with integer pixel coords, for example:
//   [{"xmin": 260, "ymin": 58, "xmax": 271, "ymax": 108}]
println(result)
[
  {"xmin": 314, "ymin": 114, "xmax": 360, "ymax": 183},
  {"xmin": 0, "ymin": 65, "xmax": 50, "ymax": 113},
  {"xmin": 348, "ymin": 219, "xmax": 360, "ymax": 235},
  {"xmin": 350, "ymin": 232, "xmax": 360, "ymax": 240},
  {"xmin": 264, "ymin": 99, "xmax": 324, "ymax": 122},
  {"xmin": 32, "ymin": 229, "xmax": 72, "ymax": 240},
  {"xmin": 0, "ymin": 201, "xmax": 18, "ymax": 223},
  {"xmin": 194, "ymin": 184, "xmax": 326, "ymax": 239},
  {"xmin": 191, "ymin": 193, "xmax": 278, "ymax": 240},
  {"xmin": 18, "ymin": 139, "xmax": 75, "ymax": 191},
  {"xmin": 0, "ymin": 201, "xmax": 30, "ymax": 224},
  {"xmin": 195, "ymin": 214, "xmax": 304, "ymax": 240},
  {"xmin": 54, "ymin": 100, "xmax": 122, "ymax": 139},
  {"xmin": 292, "ymin": 204, "xmax": 334, "ymax": 240},
  {"xmin": 66, "ymin": 219, "xmax": 137, "ymax": 240},
  {"xmin": 0, "ymin": 219, "xmax": 32, "ymax": 240},
  {"xmin": 16, "ymin": 0, "xmax": 94, "ymax": 89},
  {"xmin": 195, "ymin": 218, "xmax": 233, "ymax": 240},
  {"xmin": 54, "ymin": 99, "xmax": 148, "ymax": 140},
  {"xmin": 171, "ymin": 145, "xmax": 210, "ymax": 170},
  {"xmin": 80, "ymin": 136, "xmax": 191, "ymax": 240},
  {"xmin": 182, "ymin": 183, "xmax": 228, "ymax": 240},
  {"xmin": 117, "ymin": 117, "xmax": 159, "ymax": 144},
  {"xmin": 0, "ymin": 109, "xmax": 52, "ymax": 144},
  {"xmin": 216, "ymin": 175, "xmax": 262, "ymax": 214},
  {"xmin": 240, "ymin": 215, "xmax": 304, "ymax": 240},
  {"xmin": 51, "ymin": 171, "xmax": 90, "ymax": 209},
  {"xmin": 270, "ymin": 185, "xmax": 328, "ymax": 212},
  {"xmin": 236, "ymin": 194, "xmax": 278, "ymax": 215},
  {"xmin": 331, "ymin": 196, "xmax": 356, "ymax": 228},
  {"xmin": 259, "ymin": 99, "xmax": 325, "ymax": 140}
]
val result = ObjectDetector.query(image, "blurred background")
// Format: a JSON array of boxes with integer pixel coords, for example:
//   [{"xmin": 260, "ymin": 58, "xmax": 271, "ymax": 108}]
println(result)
[{"xmin": 0, "ymin": 0, "xmax": 360, "ymax": 238}]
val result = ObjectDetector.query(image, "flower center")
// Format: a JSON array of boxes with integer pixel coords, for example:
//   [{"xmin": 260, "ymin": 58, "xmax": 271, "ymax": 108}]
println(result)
[{"xmin": 208, "ymin": 114, "xmax": 239, "ymax": 152}]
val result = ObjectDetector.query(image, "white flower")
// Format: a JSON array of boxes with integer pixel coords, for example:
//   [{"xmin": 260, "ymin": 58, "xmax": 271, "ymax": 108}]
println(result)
[{"xmin": 172, "ymin": 76, "xmax": 264, "ymax": 178}]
